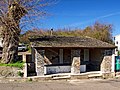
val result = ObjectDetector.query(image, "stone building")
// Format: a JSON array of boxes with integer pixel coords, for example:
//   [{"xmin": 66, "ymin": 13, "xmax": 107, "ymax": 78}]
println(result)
[{"xmin": 29, "ymin": 36, "xmax": 116, "ymax": 77}]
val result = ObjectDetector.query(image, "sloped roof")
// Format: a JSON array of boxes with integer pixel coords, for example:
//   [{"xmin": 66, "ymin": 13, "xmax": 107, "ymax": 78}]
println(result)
[{"xmin": 29, "ymin": 36, "xmax": 116, "ymax": 48}]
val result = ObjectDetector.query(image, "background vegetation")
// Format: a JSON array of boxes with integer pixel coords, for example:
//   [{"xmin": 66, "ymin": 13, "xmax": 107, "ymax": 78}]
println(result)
[{"xmin": 20, "ymin": 22, "xmax": 113, "ymax": 44}]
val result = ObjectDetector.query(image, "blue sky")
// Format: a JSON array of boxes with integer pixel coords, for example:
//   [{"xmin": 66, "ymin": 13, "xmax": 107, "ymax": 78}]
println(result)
[{"xmin": 29, "ymin": 0, "xmax": 120, "ymax": 36}]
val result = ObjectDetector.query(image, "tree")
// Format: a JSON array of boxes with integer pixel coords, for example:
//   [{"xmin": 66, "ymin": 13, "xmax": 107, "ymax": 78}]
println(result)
[
  {"xmin": 0, "ymin": 0, "xmax": 54, "ymax": 63},
  {"xmin": 91, "ymin": 22, "xmax": 113, "ymax": 43}
]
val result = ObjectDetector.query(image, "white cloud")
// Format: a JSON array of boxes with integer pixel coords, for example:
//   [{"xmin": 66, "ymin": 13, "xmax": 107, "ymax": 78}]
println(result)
[{"xmin": 64, "ymin": 11, "xmax": 120, "ymax": 28}]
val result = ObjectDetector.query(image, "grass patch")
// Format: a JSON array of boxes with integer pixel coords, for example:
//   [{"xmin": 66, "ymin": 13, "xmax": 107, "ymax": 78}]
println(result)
[
  {"xmin": 0, "ymin": 61, "xmax": 25, "ymax": 69},
  {"xmin": 28, "ymin": 78, "xmax": 33, "ymax": 82},
  {"xmin": 17, "ymin": 71, "xmax": 24, "ymax": 77}
]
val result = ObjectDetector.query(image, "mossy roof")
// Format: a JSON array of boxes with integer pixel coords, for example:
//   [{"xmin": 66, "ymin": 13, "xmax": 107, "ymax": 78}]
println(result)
[{"xmin": 29, "ymin": 36, "xmax": 116, "ymax": 48}]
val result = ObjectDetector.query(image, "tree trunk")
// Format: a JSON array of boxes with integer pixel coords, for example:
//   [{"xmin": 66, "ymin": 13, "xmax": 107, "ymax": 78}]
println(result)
[
  {"xmin": 1, "ymin": 20, "xmax": 20, "ymax": 63},
  {"xmin": 1, "ymin": 29, "xmax": 20, "ymax": 63},
  {"xmin": 0, "ymin": 2, "xmax": 27, "ymax": 63}
]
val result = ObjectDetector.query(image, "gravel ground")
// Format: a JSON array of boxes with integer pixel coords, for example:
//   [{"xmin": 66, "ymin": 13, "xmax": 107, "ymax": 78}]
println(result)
[{"xmin": 0, "ymin": 79, "xmax": 120, "ymax": 90}]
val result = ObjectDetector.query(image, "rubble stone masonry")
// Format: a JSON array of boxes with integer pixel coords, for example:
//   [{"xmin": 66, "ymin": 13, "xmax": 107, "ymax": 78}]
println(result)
[
  {"xmin": 35, "ymin": 50, "xmax": 45, "ymax": 76},
  {"xmin": 71, "ymin": 50, "xmax": 81, "ymax": 74},
  {"xmin": 101, "ymin": 55, "xmax": 113, "ymax": 78}
]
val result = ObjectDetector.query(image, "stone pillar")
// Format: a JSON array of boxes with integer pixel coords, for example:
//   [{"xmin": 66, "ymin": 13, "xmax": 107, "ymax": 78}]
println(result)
[
  {"xmin": 59, "ymin": 49, "xmax": 63, "ymax": 64},
  {"xmin": 24, "ymin": 63, "xmax": 27, "ymax": 77},
  {"xmin": 23, "ymin": 54, "xmax": 26, "ymax": 62},
  {"xmin": 31, "ymin": 47, "xmax": 35, "ymax": 62},
  {"xmin": 71, "ymin": 50, "xmax": 81, "ymax": 74},
  {"xmin": 101, "ymin": 55, "xmax": 112, "ymax": 78},
  {"xmin": 35, "ymin": 49, "xmax": 45, "ymax": 76},
  {"xmin": 84, "ymin": 49, "xmax": 89, "ymax": 61},
  {"xmin": 101, "ymin": 56, "xmax": 112, "ymax": 73},
  {"xmin": 111, "ymin": 54, "xmax": 115, "ymax": 73}
]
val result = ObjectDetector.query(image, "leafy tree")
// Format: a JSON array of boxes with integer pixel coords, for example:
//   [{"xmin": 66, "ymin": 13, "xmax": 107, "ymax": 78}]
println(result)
[{"xmin": 0, "ymin": 0, "xmax": 54, "ymax": 63}]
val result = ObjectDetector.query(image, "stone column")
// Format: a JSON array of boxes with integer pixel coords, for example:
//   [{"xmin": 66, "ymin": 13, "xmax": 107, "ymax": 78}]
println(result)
[
  {"xmin": 59, "ymin": 49, "xmax": 63, "ymax": 64},
  {"xmin": 101, "ymin": 56, "xmax": 112, "ymax": 73},
  {"xmin": 31, "ymin": 47, "xmax": 35, "ymax": 62},
  {"xmin": 71, "ymin": 49, "xmax": 81, "ymax": 74},
  {"xmin": 111, "ymin": 54, "xmax": 115, "ymax": 73},
  {"xmin": 35, "ymin": 49, "xmax": 45, "ymax": 76},
  {"xmin": 101, "ymin": 55, "xmax": 112, "ymax": 78},
  {"xmin": 23, "ymin": 54, "xmax": 26, "ymax": 62},
  {"xmin": 24, "ymin": 63, "xmax": 27, "ymax": 77},
  {"xmin": 84, "ymin": 49, "xmax": 89, "ymax": 61}
]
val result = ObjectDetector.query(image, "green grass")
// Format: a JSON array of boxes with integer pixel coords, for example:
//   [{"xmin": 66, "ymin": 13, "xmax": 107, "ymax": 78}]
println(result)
[
  {"xmin": 17, "ymin": 71, "xmax": 24, "ymax": 77},
  {"xmin": 0, "ymin": 61, "xmax": 25, "ymax": 69}
]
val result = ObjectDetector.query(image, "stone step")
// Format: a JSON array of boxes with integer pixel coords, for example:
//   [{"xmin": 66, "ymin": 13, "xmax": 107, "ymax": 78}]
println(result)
[
  {"xmin": 51, "ymin": 73, "xmax": 71, "ymax": 80},
  {"xmin": 88, "ymin": 74, "xmax": 102, "ymax": 78},
  {"xmin": 85, "ymin": 71, "xmax": 101, "ymax": 74},
  {"xmin": 52, "ymin": 75, "xmax": 70, "ymax": 80}
]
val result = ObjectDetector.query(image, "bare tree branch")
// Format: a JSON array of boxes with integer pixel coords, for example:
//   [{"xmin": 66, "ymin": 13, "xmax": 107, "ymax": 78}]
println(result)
[{"xmin": 0, "ymin": 0, "xmax": 56, "ymax": 63}]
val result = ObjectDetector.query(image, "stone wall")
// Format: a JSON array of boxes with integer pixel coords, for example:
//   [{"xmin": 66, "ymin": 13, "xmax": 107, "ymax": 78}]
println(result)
[
  {"xmin": 45, "ymin": 48, "xmax": 59, "ymax": 64},
  {"xmin": 100, "ymin": 55, "xmax": 113, "ymax": 78},
  {"xmin": 63, "ymin": 48, "xmax": 71, "ymax": 64},
  {"xmin": 101, "ymin": 56, "xmax": 112, "ymax": 73},
  {"xmin": 88, "ymin": 49, "xmax": 105, "ymax": 71},
  {"xmin": 45, "ymin": 48, "xmax": 71, "ymax": 64},
  {"xmin": 0, "ymin": 66, "xmax": 23, "ymax": 77},
  {"xmin": 90, "ymin": 49, "xmax": 104, "ymax": 62},
  {"xmin": 35, "ymin": 49, "xmax": 45, "ymax": 76}
]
